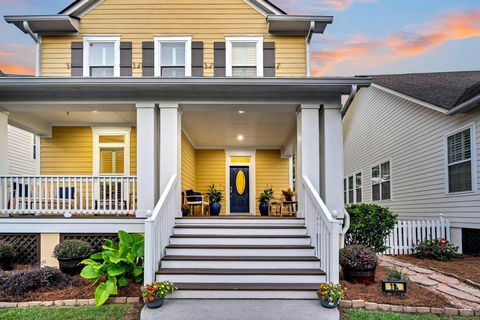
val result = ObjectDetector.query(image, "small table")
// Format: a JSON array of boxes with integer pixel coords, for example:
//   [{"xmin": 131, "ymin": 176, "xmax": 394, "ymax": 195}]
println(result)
[{"xmin": 270, "ymin": 200, "xmax": 298, "ymax": 217}]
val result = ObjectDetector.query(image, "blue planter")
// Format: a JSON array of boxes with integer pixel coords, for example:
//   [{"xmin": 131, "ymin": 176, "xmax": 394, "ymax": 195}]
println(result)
[
  {"xmin": 259, "ymin": 202, "xmax": 269, "ymax": 216},
  {"xmin": 319, "ymin": 299, "xmax": 339, "ymax": 309},
  {"xmin": 146, "ymin": 298, "xmax": 164, "ymax": 309},
  {"xmin": 181, "ymin": 207, "xmax": 190, "ymax": 217},
  {"xmin": 210, "ymin": 202, "xmax": 221, "ymax": 216}
]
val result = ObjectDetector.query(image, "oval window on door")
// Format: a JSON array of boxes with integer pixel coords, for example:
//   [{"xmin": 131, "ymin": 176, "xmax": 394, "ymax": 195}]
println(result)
[{"xmin": 236, "ymin": 170, "xmax": 246, "ymax": 195}]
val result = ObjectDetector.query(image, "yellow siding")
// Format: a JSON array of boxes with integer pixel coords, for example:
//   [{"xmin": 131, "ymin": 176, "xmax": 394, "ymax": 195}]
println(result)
[
  {"xmin": 41, "ymin": 0, "xmax": 306, "ymax": 77},
  {"xmin": 195, "ymin": 149, "xmax": 226, "ymax": 215},
  {"xmin": 130, "ymin": 127, "xmax": 137, "ymax": 176},
  {"xmin": 181, "ymin": 132, "xmax": 196, "ymax": 192},
  {"xmin": 41, "ymin": 127, "xmax": 93, "ymax": 175},
  {"xmin": 255, "ymin": 149, "xmax": 290, "ymax": 215}
]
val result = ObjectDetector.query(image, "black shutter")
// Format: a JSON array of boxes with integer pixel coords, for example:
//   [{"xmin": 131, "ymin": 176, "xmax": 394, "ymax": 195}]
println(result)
[
  {"xmin": 120, "ymin": 42, "xmax": 132, "ymax": 77},
  {"xmin": 142, "ymin": 42, "xmax": 154, "ymax": 76},
  {"xmin": 214, "ymin": 42, "xmax": 226, "ymax": 77},
  {"xmin": 71, "ymin": 42, "xmax": 83, "ymax": 76},
  {"xmin": 263, "ymin": 42, "xmax": 275, "ymax": 77},
  {"xmin": 191, "ymin": 41, "xmax": 204, "ymax": 77}
]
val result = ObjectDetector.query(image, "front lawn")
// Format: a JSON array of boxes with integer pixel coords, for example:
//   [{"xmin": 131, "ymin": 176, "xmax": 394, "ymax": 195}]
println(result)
[
  {"xmin": 0, "ymin": 304, "xmax": 141, "ymax": 320},
  {"xmin": 342, "ymin": 310, "xmax": 472, "ymax": 320}
]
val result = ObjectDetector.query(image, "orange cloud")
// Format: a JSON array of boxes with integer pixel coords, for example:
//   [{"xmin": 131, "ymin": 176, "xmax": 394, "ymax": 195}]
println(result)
[
  {"xmin": 275, "ymin": 0, "xmax": 376, "ymax": 13},
  {"xmin": 0, "ymin": 63, "xmax": 34, "ymax": 75},
  {"xmin": 312, "ymin": 8, "xmax": 480, "ymax": 75}
]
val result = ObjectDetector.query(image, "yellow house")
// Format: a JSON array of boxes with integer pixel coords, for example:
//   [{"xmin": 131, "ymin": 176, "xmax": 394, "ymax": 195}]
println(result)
[{"xmin": 0, "ymin": 0, "xmax": 370, "ymax": 302}]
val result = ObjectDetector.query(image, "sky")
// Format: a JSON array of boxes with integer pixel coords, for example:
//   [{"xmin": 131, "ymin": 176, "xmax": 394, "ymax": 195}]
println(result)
[{"xmin": 0, "ymin": 0, "xmax": 479, "ymax": 76}]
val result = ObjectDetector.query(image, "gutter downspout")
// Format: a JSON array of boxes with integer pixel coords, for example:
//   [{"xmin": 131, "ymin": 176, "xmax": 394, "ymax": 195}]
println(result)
[
  {"xmin": 306, "ymin": 21, "xmax": 314, "ymax": 77},
  {"xmin": 341, "ymin": 84, "xmax": 358, "ymax": 117},
  {"xmin": 23, "ymin": 21, "xmax": 41, "ymax": 76},
  {"xmin": 446, "ymin": 94, "xmax": 480, "ymax": 115}
]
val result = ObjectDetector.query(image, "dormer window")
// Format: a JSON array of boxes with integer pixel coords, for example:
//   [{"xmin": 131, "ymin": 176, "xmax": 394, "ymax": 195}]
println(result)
[
  {"xmin": 83, "ymin": 36, "xmax": 120, "ymax": 77},
  {"xmin": 154, "ymin": 36, "xmax": 192, "ymax": 77},
  {"xmin": 226, "ymin": 37, "xmax": 263, "ymax": 77}
]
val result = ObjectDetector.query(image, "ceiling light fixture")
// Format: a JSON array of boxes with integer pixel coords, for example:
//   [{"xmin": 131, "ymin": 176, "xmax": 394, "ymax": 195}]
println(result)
[
  {"xmin": 238, "ymin": 110, "xmax": 245, "ymax": 114},
  {"xmin": 237, "ymin": 135, "xmax": 244, "ymax": 141},
  {"xmin": 92, "ymin": 110, "xmax": 98, "ymax": 113}
]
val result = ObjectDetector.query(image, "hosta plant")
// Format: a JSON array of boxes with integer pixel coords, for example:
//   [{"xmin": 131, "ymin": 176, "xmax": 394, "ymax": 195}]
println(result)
[{"xmin": 80, "ymin": 230, "xmax": 144, "ymax": 306}]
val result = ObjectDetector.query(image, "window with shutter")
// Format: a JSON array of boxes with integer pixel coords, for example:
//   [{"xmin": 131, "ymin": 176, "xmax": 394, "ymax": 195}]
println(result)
[
  {"xmin": 371, "ymin": 161, "xmax": 391, "ymax": 201},
  {"xmin": 226, "ymin": 37, "xmax": 263, "ymax": 77},
  {"xmin": 83, "ymin": 36, "xmax": 120, "ymax": 77},
  {"xmin": 154, "ymin": 37, "xmax": 192, "ymax": 77},
  {"xmin": 447, "ymin": 127, "xmax": 474, "ymax": 193}
]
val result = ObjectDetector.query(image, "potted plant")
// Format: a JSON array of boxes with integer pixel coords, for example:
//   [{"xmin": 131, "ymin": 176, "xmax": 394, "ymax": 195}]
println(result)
[
  {"xmin": 317, "ymin": 283, "xmax": 345, "ymax": 308},
  {"xmin": 54, "ymin": 239, "xmax": 92, "ymax": 275},
  {"xmin": 340, "ymin": 245, "xmax": 378, "ymax": 285},
  {"xmin": 142, "ymin": 280, "xmax": 177, "ymax": 309},
  {"xmin": 181, "ymin": 204, "xmax": 190, "ymax": 217},
  {"xmin": 207, "ymin": 184, "xmax": 222, "ymax": 216},
  {"xmin": 282, "ymin": 188, "xmax": 296, "ymax": 201},
  {"xmin": 259, "ymin": 186, "xmax": 274, "ymax": 216},
  {"xmin": 0, "ymin": 241, "xmax": 15, "ymax": 270}
]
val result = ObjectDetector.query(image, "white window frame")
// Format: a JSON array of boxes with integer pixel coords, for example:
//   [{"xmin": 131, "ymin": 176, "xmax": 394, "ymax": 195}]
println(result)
[
  {"xmin": 344, "ymin": 172, "xmax": 362, "ymax": 204},
  {"xmin": 154, "ymin": 36, "xmax": 192, "ymax": 77},
  {"xmin": 92, "ymin": 127, "xmax": 131, "ymax": 176},
  {"xmin": 83, "ymin": 36, "xmax": 121, "ymax": 77},
  {"xmin": 371, "ymin": 160, "xmax": 392, "ymax": 202},
  {"xmin": 225, "ymin": 36, "xmax": 264, "ymax": 77},
  {"xmin": 444, "ymin": 123, "xmax": 477, "ymax": 195},
  {"xmin": 355, "ymin": 171, "xmax": 362, "ymax": 203}
]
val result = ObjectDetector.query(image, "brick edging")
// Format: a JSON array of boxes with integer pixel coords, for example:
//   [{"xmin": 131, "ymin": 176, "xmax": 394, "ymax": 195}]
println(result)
[
  {"xmin": 340, "ymin": 299, "xmax": 480, "ymax": 317},
  {"xmin": 0, "ymin": 297, "xmax": 140, "ymax": 308}
]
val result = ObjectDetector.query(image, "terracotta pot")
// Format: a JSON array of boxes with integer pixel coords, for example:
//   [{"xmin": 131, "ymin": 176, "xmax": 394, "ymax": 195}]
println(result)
[
  {"xmin": 146, "ymin": 298, "xmax": 164, "ymax": 309},
  {"xmin": 58, "ymin": 257, "xmax": 88, "ymax": 275},
  {"xmin": 342, "ymin": 266, "xmax": 376, "ymax": 285},
  {"xmin": 0, "ymin": 256, "xmax": 14, "ymax": 270}
]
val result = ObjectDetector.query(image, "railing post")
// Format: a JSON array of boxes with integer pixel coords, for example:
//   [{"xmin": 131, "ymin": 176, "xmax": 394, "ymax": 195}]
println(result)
[
  {"xmin": 329, "ymin": 218, "xmax": 341, "ymax": 284},
  {"xmin": 144, "ymin": 210, "xmax": 154, "ymax": 285}
]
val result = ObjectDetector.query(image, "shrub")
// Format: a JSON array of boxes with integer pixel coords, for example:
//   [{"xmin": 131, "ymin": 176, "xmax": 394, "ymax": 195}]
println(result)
[
  {"xmin": 81, "ymin": 230, "xmax": 144, "ymax": 306},
  {"xmin": 345, "ymin": 204, "xmax": 397, "ymax": 253},
  {"xmin": 0, "ymin": 267, "xmax": 78, "ymax": 297},
  {"xmin": 339, "ymin": 245, "xmax": 378, "ymax": 269},
  {"xmin": 386, "ymin": 266, "xmax": 408, "ymax": 280},
  {"xmin": 414, "ymin": 238, "xmax": 458, "ymax": 261},
  {"xmin": 53, "ymin": 240, "xmax": 92, "ymax": 260},
  {"xmin": 0, "ymin": 241, "xmax": 15, "ymax": 259},
  {"xmin": 141, "ymin": 281, "xmax": 177, "ymax": 302}
]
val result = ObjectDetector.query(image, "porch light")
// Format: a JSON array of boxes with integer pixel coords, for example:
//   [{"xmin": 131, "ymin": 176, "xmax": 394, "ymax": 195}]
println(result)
[
  {"xmin": 237, "ymin": 135, "xmax": 244, "ymax": 141},
  {"xmin": 238, "ymin": 110, "xmax": 245, "ymax": 114},
  {"xmin": 92, "ymin": 110, "xmax": 98, "ymax": 113}
]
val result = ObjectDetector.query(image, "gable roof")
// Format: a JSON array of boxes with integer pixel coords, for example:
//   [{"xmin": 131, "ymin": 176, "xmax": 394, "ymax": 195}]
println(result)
[{"xmin": 373, "ymin": 71, "xmax": 480, "ymax": 112}]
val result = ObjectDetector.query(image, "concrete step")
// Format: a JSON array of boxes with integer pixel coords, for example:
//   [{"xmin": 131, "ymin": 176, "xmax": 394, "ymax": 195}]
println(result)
[
  {"xmin": 161, "ymin": 255, "xmax": 321, "ymax": 269},
  {"xmin": 169, "ymin": 234, "xmax": 311, "ymax": 245},
  {"xmin": 175, "ymin": 217, "xmax": 305, "ymax": 226},
  {"xmin": 156, "ymin": 268, "xmax": 326, "ymax": 284},
  {"xmin": 173, "ymin": 225, "xmax": 307, "ymax": 235},
  {"xmin": 165, "ymin": 244, "xmax": 315, "ymax": 256}
]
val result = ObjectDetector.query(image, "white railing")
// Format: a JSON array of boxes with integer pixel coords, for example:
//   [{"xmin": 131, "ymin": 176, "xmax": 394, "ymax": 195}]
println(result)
[
  {"xmin": 384, "ymin": 216, "xmax": 451, "ymax": 255},
  {"xmin": 0, "ymin": 175, "xmax": 137, "ymax": 215},
  {"xmin": 302, "ymin": 175, "xmax": 341, "ymax": 283},
  {"xmin": 144, "ymin": 175, "xmax": 178, "ymax": 284}
]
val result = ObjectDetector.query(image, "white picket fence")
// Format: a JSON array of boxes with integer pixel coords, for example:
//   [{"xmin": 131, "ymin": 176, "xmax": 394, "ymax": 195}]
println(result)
[{"xmin": 383, "ymin": 216, "xmax": 450, "ymax": 255}]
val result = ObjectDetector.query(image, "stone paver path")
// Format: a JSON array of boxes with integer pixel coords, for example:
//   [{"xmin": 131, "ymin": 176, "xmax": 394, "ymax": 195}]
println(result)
[{"xmin": 380, "ymin": 255, "xmax": 480, "ymax": 309}]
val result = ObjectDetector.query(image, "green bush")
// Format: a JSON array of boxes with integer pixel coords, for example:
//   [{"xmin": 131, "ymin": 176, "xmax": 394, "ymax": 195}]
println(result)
[
  {"xmin": 345, "ymin": 204, "xmax": 397, "ymax": 253},
  {"xmin": 0, "ymin": 241, "xmax": 15, "ymax": 259},
  {"xmin": 53, "ymin": 240, "xmax": 92, "ymax": 260},
  {"xmin": 339, "ymin": 245, "xmax": 378, "ymax": 269},
  {"xmin": 80, "ymin": 231, "xmax": 144, "ymax": 306},
  {"xmin": 414, "ymin": 238, "xmax": 458, "ymax": 261}
]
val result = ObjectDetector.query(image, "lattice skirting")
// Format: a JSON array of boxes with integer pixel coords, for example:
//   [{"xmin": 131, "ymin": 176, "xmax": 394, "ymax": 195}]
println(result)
[
  {"xmin": 60, "ymin": 234, "xmax": 119, "ymax": 252},
  {"xmin": 462, "ymin": 228, "xmax": 480, "ymax": 255},
  {"xmin": 0, "ymin": 234, "xmax": 40, "ymax": 265}
]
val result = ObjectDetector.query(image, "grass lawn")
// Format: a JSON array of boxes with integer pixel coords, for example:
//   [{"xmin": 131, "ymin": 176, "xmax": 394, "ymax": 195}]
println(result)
[
  {"xmin": 342, "ymin": 310, "xmax": 473, "ymax": 320},
  {"xmin": 0, "ymin": 304, "xmax": 141, "ymax": 320}
]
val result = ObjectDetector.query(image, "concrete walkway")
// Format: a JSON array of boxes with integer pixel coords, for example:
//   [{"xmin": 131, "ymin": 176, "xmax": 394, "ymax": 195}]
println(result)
[{"xmin": 141, "ymin": 299, "xmax": 339, "ymax": 320}]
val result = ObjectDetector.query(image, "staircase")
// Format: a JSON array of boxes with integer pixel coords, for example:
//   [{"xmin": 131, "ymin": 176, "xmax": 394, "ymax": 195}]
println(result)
[{"xmin": 155, "ymin": 216, "xmax": 326, "ymax": 299}]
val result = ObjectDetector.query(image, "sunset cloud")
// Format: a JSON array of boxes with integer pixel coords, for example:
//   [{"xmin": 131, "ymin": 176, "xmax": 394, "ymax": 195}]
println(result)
[
  {"xmin": 0, "ymin": 62, "xmax": 34, "ymax": 75},
  {"xmin": 0, "ymin": 43, "xmax": 34, "ymax": 75},
  {"xmin": 275, "ymin": 0, "xmax": 376, "ymax": 13},
  {"xmin": 312, "ymin": 8, "xmax": 480, "ymax": 75}
]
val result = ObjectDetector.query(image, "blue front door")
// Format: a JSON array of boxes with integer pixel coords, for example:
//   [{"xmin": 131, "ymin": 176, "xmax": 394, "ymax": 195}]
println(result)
[{"xmin": 230, "ymin": 166, "xmax": 249, "ymax": 213}]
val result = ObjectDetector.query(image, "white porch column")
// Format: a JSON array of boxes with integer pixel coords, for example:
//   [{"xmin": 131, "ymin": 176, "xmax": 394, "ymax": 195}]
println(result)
[
  {"xmin": 320, "ymin": 99, "xmax": 345, "ymax": 218},
  {"xmin": 296, "ymin": 104, "xmax": 320, "ymax": 216},
  {"xmin": 0, "ymin": 113, "xmax": 8, "ymax": 175},
  {"xmin": 136, "ymin": 103, "xmax": 159, "ymax": 217},
  {"xmin": 159, "ymin": 102, "xmax": 181, "ymax": 215}
]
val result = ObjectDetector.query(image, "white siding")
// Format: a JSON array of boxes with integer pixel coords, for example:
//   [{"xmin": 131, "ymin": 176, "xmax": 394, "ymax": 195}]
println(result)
[
  {"xmin": 7, "ymin": 125, "xmax": 39, "ymax": 175},
  {"xmin": 344, "ymin": 86, "xmax": 480, "ymax": 229}
]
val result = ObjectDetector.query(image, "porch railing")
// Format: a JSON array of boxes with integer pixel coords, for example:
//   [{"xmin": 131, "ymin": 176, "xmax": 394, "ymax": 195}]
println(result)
[
  {"xmin": 144, "ymin": 174, "xmax": 178, "ymax": 284},
  {"xmin": 0, "ymin": 175, "xmax": 137, "ymax": 215},
  {"xmin": 302, "ymin": 175, "xmax": 341, "ymax": 283}
]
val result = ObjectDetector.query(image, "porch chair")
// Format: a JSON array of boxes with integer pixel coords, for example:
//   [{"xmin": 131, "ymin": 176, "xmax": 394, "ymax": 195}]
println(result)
[{"xmin": 184, "ymin": 189, "xmax": 209, "ymax": 216}]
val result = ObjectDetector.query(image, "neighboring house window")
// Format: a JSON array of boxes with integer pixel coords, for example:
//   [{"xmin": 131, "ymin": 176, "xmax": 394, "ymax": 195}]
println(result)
[
  {"xmin": 154, "ymin": 36, "xmax": 192, "ymax": 77},
  {"xmin": 372, "ymin": 161, "xmax": 391, "ymax": 201},
  {"xmin": 83, "ymin": 36, "xmax": 120, "ymax": 77},
  {"xmin": 226, "ymin": 37, "xmax": 263, "ymax": 77},
  {"xmin": 32, "ymin": 135, "xmax": 37, "ymax": 160},
  {"xmin": 348, "ymin": 176, "xmax": 354, "ymax": 203},
  {"xmin": 343, "ymin": 178, "xmax": 347, "ymax": 204},
  {"xmin": 355, "ymin": 172, "xmax": 362, "ymax": 203},
  {"xmin": 446, "ymin": 126, "xmax": 475, "ymax": 193}
]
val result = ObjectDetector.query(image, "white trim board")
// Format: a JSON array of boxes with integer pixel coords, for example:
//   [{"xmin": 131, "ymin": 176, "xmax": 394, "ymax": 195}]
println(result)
[{"xmin": 225, "ymin": 149, "xmax": 256, "ymax": 215}]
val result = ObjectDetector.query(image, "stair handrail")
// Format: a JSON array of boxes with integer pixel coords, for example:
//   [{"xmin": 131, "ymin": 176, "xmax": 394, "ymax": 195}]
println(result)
[
  {"xmin": 301, "ymin": 175, "xmax": 341, "ymax": 283},
  {"xmin": 144, "ymin": 174, "xmax": 177, "ymax": 284}
]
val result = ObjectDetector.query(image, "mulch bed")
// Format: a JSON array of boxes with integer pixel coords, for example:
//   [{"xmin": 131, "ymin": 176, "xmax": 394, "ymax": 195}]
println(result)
[
  {"xmin": 341, "ymin": 265, "xmax": 454, "ymax": 308},
  {"xmin": 395, "ymin": 255, "xmax": 480, "ymax": 284}
]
